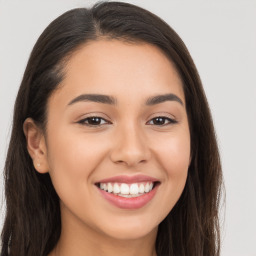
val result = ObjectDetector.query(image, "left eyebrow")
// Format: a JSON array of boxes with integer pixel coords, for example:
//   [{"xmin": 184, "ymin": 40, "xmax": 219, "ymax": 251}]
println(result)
[
  {"xmin": 67, "ymin": 93, "xmax": 184, "ymax": 107},
  {"xmin": 145, "ymin": 93, "xmax": 184, "ymax": 106}
]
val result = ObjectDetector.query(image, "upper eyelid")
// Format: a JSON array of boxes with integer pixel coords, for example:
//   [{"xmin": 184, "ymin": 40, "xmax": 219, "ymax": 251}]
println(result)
[
  {"xmin": 76, "ymin": 112, "xmax": 110, "ymax": 121},
  {"xmin": 147, "ymin": 112, "xmax": 176, "ymax": 120}
]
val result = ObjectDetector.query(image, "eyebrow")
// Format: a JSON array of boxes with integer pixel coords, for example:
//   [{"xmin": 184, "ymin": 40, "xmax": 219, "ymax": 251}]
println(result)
[
  {"xmin": 67, "ymin": 93, "xmax": 184, "ymax": 106},
  {"xmin": 68, "ymin": 94, "xmax": 117, "ymax": 106},
  {"xmin": 146, "ymin": 93, "xmax": 183, "ymax": 106}
]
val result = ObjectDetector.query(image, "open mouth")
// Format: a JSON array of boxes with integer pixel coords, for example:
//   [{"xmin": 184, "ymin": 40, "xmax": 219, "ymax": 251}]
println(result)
[
  {"xmin": 94, "ymin": 175, "xmax": 160, "ymax": 209},
  {"xmin": 95, "ymin": 181, "xmax": 160, "ymax": 198}
]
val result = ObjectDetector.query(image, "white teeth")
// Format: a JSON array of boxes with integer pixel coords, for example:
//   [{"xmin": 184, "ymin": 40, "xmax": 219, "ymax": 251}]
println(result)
[
  {"xmin": 113, "ymin": 183, "xmax": 120, "ymax": 194},
  {"xmin": 139, "ymin": 183, "xmax": 145, "ymax": 193},
  {"xmin": 145, "ymin": 183, "xmax": 150, "ymax": 193},
  {"xmin": 120, "ymin": 183, "xmax": 129, "ymax": 194},
  {"xmin": 130, "ymin": 183, "xmax": 139, "ymax": 195},
  {"xmin": 107, "ymin": 183, "xmax": 113, "ymax": 193},
  {"xmin": 98, "ymin": 182, "xmax": 155, "ymax": 196}
]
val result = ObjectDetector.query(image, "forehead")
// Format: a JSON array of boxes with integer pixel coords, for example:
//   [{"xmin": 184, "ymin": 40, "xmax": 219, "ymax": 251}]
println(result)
[{"xmin": 51, "ymin": 39, "xmax": 185, "ymax": 106}]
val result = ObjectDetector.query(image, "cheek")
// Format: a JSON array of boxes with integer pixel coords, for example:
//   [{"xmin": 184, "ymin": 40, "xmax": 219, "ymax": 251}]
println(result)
[
  {"xmin": 154, "ymin": 129, "xmax": 190, "ymax": 176},
  {"xmin": 165, "ymin": 134, "xmax": 190, "ymax": 189},
  {"xmin": 45, "ymin": 130, "xmax": 109, "ymax": 198},
  {"xmin": 166, "ymin": 138, "xmax": 190, "ymax": 176},
  {"xmin": 152, "ymin": 129, "xmax": 190, "ymax": 210}
]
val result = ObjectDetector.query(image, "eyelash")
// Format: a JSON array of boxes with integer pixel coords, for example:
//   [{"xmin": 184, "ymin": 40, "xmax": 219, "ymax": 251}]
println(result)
[{"xmin": 77, "ymin": 116, "xmax": 177, "ymax": 127}]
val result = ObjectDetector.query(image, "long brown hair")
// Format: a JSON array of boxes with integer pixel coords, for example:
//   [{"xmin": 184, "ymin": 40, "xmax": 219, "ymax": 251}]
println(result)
[{"xmin": 1, "ymin": 2, "xmax": 223, "ymax": 255}]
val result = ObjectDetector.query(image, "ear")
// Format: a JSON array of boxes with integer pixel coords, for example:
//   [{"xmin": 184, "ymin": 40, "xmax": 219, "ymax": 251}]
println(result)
[{"xmin": 23, "ymin": 118, "xmax": 49, "ymax": 173}]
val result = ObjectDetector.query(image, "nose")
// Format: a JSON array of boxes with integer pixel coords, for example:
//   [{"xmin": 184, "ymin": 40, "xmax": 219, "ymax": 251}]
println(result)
[{"xmin": 110, "ymin": 123, "xmax": 151, "ymax": 167}]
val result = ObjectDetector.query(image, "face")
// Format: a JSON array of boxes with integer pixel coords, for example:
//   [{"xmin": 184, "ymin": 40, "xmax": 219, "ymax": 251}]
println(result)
[{"xmin": 41, "ymin": 40, "xmax": 190, "ymax": 240}]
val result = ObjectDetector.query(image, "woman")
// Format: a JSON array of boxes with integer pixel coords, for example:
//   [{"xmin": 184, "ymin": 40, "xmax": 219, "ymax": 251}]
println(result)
[{"xmin": 1, "ymin": 2, "xmax": 223, "ymax": 256}]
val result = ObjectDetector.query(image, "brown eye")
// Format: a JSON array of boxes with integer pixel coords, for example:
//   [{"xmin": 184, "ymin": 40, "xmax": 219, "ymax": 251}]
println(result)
[
  {"xmin": 78, "ymin": 117, "xmax": 109, "ymax": 126},
  {"xmin": 147, "ymin": 116, "xmax": 177, "ymax": 126}
]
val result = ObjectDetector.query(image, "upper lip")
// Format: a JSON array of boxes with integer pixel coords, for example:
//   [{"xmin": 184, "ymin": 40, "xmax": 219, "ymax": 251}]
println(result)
[{"xmin": 95, "ymin": 174, "xmax": 159, "ymax": 184}]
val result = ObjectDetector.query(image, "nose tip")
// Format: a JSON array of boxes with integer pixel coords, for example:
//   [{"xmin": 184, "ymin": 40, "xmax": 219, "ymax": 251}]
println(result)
[
  {"xmin": 110, "ymin": 128, "xmax": 151, "ymax": 167},
  {"xmin": 113, "ymin": 151, "xmax": 148, "ymax": 167}
]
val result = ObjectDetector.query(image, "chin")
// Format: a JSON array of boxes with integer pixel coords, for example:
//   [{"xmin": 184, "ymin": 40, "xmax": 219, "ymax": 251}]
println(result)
[{"xmin": 98, "ymin": 218, "xmax": 158, "ymax": 241}]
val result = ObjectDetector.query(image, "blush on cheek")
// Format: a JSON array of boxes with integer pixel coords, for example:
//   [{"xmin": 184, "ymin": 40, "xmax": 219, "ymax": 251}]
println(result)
[{"xmin": 161, "ymin": 144, "xmax": 190, "ymax": 174}]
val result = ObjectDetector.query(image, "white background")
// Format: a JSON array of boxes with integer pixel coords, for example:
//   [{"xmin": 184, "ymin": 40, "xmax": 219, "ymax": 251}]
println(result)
[{"xmin": 0, "ymin": 1, "xmax": 255, "ymax": 255}]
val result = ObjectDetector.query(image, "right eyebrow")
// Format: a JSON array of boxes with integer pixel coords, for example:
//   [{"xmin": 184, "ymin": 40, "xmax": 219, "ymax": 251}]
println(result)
[{"xmin": 67, "ymin": 94, "xmax": 117, "ymax": 106}]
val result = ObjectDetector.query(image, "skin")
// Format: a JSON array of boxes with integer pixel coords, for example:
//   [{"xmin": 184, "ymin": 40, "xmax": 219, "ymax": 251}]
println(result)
[{"xmin": 24, "ymin": 40, "xmax": 191, "ymax": 256}]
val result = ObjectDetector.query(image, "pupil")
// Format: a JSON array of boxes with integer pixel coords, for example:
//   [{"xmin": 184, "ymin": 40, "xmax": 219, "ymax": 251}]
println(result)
[
  {"xmin": 89, "ymin": 117, "xmax": 100, "ymax": 125},
  {"xmin": 154, "ymin": 117, "xmax": 165, "ymax": 125}
]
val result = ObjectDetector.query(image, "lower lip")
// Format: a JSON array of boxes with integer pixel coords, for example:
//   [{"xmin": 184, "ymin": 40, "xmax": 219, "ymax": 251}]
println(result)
[{"xmin": 97, "ymin": 184, "xmax": 159, "ymax": 209}]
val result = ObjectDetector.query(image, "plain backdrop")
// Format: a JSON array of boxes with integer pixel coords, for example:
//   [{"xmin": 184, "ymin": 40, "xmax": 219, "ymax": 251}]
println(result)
[{"xmin": 0, "ymin": 0, "xmax": 255, "ymax": 255}]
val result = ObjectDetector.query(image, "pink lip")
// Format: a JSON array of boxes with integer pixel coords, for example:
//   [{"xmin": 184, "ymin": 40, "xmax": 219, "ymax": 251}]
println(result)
[
  {"xmin": 95, "ymin": 175, "xmax": 160, "ymax": 209},
  {"xmin": 96, "ymin": 174, "xmax": 159, "ymax": 184}
]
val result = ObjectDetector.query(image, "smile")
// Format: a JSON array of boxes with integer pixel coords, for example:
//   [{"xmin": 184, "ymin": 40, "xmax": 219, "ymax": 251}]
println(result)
[
  {"xmin": 98, "ymin": 182, "xmax": 154, "ymax": 197},
  {"xmin": 95, "ymin": 175, "xmax": 160, "ymax": 209}
]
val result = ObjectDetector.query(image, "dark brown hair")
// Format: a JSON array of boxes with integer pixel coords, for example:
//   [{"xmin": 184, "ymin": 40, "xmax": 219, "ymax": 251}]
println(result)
[{"xmin": 1, "ymin": 2, "xmax": 223, "ymax": 256}]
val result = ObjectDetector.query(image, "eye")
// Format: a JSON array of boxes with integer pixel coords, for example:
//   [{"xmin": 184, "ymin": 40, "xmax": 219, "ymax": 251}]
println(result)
[
  {"xmin": 147, "ymin": 116, "xmax": 177, "ymax": 126},
  {"xmin": 77, "ymin": 116, "xmax": 110, "ymax": 127}
]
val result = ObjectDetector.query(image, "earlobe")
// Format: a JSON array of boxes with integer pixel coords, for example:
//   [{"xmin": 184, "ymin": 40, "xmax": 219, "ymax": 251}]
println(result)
[{"xmin": 23, "ymin": 118, "xmax": 49, "ymax": 173}]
